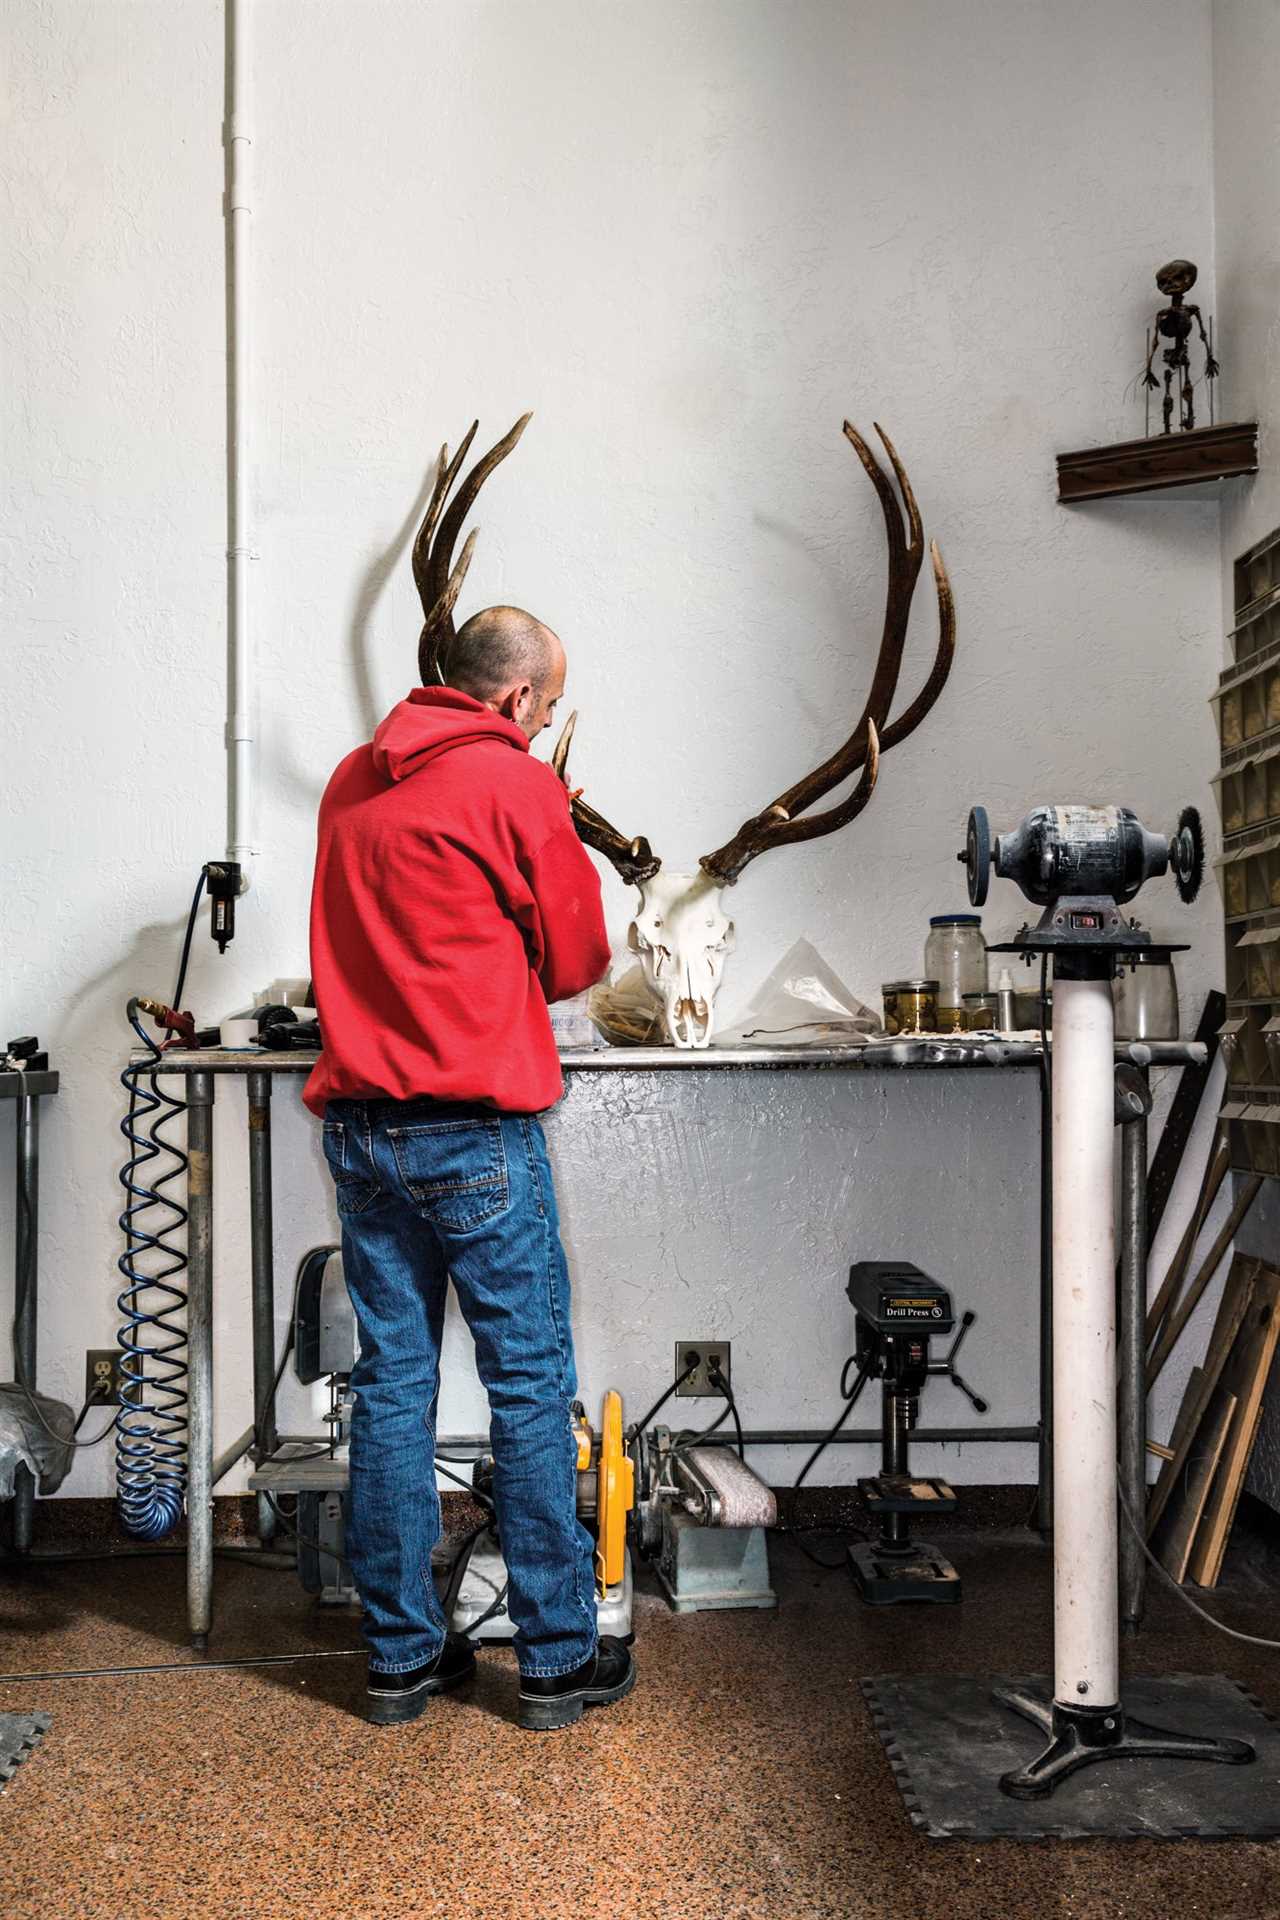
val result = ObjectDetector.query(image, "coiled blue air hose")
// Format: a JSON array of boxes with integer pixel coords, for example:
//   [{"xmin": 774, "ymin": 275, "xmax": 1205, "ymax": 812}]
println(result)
[
  {"xmin": 114, "ymin": 872, "xmax": 207, "ymax": 1540},
  {"xmin": 114, "ymin": 1006, "xmax": 191, "ymax": 1539}
]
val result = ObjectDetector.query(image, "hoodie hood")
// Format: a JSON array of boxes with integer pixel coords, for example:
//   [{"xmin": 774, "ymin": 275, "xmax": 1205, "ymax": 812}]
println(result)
[{"xmin": 371, "ymin": 687, "xmax": 530, "ymax": 783}]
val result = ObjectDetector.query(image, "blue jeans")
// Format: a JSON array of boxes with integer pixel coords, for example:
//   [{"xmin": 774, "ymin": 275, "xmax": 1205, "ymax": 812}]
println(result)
[{"xmin": 321, "ymin": 1098, "xmax": 598, "ymax": 1678}]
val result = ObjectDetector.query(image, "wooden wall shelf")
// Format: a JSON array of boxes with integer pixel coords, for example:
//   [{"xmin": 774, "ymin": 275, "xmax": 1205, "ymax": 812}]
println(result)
[{"xmin": 1057, "ymin": 420, "xmax": 1258, "ymax": 504}]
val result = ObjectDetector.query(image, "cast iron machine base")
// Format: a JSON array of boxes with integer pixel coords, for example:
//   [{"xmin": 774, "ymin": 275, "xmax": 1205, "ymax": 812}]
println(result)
[{"xmin": 993, "ymin": 1687, "xmax": 1254, "ymax": 1800}]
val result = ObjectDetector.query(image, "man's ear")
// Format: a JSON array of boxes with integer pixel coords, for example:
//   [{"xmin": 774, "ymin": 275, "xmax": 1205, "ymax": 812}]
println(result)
[{"xmin": 495, "ymin": 684, "xmax": 531, "ymax": 722}]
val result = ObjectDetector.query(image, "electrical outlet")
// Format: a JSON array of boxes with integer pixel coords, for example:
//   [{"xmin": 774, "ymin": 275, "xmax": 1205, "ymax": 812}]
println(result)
[
  {"xmin": 675, "ymin": 1340, "xmax": 731, "ymax": 1398},
  {"xmin": 85, "ymin": 1349, "xmax": 123, "ymax": 1405}
]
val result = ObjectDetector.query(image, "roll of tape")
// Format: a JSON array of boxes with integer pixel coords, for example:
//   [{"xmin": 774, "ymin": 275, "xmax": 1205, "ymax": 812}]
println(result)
[{"xmin": 220, "ymin": 1018, "xmax": 259, "ymax": 1049}]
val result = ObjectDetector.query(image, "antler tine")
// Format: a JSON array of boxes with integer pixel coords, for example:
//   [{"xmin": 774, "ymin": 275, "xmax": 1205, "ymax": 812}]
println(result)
[
  {"xmin": 412, "ymin": 425, "xmax": 479, "ymax": 611},
  {"xmin": 416, "ymin": 412, "xmax": 532, "ymax": 687},
  {"xmin": 416, "ymin": 529, "xmax": 478, "ymax": 685},
  {"xmin": 878, "ymin": 539, "xmax": 954, "ymax": 752},
  {"xmin": 553, "ymin": 711, "xmax": 662, "ymax": 887},
  {"xmin": 550, "ymin": 706, "xmax": 577, "ymax": 781},
  {"xmin": 764, "ymin": 421, "xmax": 922, "ymax": 823},
  {"xmin": 699, "ymin": 422, "xmax": 953, "ymax": 886}
]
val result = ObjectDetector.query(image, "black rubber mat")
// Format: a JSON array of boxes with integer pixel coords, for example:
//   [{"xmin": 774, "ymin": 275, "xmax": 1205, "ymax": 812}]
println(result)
[
  {"xmin": 0, "ymin": 1711, "xmax": 49, "ymax": 1791},
  {"xmin": 862, "ymin": 1674, "xmax": 1280, "ymax": 1839}
]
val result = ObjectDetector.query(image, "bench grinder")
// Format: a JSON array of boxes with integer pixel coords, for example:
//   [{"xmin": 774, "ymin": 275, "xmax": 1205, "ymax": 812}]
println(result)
[{"xmin": 963, "ymin": 802, "xmax": 1253, "ymax": 1798}]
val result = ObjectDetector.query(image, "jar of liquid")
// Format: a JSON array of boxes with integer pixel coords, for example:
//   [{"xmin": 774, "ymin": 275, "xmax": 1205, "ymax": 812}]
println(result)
[
  {"xmin": 1113, "ymin": 951, "xmax": 1179, "ymax": 1040},
  {"xmin": 925, "ymin": 915, "xmax": 987, "ymax": 1030},
  {"xmin": 962, "ymin": 991, "xmax": 999, "ymax": 1031},
  {"xmin": 882, "ymin": 980, "xmax": 939, "ymax": 1035}
]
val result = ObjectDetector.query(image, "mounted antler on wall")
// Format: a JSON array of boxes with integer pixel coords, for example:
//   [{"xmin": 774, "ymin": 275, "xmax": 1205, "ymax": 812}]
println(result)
[
  {"xmin": 413, "ymin": 412, "xmax": 532, "ymax": 688},
  {"xmin": 412, "ymin": 415, "xmax": 955, "ymax": 1048},
  {"xmin": 555, "ymin": 421, "xmax": 955, "ymax": 1045}
]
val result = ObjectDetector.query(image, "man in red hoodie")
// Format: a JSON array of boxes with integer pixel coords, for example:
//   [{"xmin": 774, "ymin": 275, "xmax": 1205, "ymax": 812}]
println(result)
[{"xmin": 307, "ymin": 606, "xmax": 633, "ymax": 1729}]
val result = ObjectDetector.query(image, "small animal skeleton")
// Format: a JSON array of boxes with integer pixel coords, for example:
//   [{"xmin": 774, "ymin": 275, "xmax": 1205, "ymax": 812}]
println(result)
[
  {"xmin": 1141, "ymin": 259, "xmax": 1218, "ymax": 435},
  {"xmin": 414, "ymin": 414, "xmax": 955, "ymax": 1047}
]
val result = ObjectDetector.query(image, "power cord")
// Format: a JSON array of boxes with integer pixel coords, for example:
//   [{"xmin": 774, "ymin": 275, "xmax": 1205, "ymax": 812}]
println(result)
[
  {"xmin": 794, "ymin": 1358, "xmax": 871, "ymax": 1490},
  {"xmin": 1116, "ymin": 1478, "xmax": 1280, "ymax": 1651},
  {"xmin": 779, "ymin": 1357, "xmax": 874, "ymax": 1572},
  {"xmin": 0, "ymin": 1649, "xmax": 364, "ymax": 1683},
  {"xmin": 671, "ymin": 1401, "xmax": 734, "ymax": 1454},
  {"xmin": 707, "ymin": 1361, "xmax": 744, "ymax": 1461},
  {"xmin": 628, "ymin": 1357, "xmax": 699, "ymax": 1441}
]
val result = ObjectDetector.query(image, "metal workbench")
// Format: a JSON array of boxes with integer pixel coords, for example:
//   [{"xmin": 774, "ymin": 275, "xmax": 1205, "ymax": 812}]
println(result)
[{"xmin": 124, "ymin": 1036, "xmax": 1202, "ymax": 1646}]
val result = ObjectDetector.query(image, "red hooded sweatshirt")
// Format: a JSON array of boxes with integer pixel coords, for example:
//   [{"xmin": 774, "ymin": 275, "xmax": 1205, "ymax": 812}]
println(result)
[{"xmin": 304, "ymin": 688, "xmax": 610, "ymax": 1116}]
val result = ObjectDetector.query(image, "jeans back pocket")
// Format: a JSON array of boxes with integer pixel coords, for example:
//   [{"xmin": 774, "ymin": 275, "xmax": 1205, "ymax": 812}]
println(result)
[{"xmin": 386, "ymin": 1117, "xmax": 510, "ymax": 1233}]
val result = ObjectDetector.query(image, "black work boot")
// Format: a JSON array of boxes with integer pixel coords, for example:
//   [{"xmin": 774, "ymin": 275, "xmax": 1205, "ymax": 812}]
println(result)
[
  {"xmin": 517, "ymin": 1636, "xmax": 636, "ymax": 1731},
  {"xmin": 365, "ymin": 1632, "xmax": 476, "ymax": 1725}
]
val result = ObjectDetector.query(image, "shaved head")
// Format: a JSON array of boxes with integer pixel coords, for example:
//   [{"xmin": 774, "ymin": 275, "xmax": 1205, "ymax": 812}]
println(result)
[
  {"xmin": 443, "ymin": 604, "xmax": 567, "ymax": 740},
  {"xmin": 444, "ymin": 605, "xmax": 559, "ymax": 701}
]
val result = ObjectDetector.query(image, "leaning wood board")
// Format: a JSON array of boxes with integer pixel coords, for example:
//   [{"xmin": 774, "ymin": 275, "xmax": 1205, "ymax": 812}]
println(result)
[
  {"xmin": 1188, "ymin": 1264, "xmax": 1280, "ymax": 1589},
  {"xmin": 1147, "ymin": 1253, "xmax": 1260, "ymax": 1534},
  {"xmin": 1151, "ymin": 1374, "xmax": 1237, "ymax": 1583}
]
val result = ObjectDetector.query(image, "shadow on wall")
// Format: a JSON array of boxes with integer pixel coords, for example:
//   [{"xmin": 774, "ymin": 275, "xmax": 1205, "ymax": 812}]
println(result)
[{"xmin": 274, "ymin": 453, "xmax": 441, "ymax": 807}]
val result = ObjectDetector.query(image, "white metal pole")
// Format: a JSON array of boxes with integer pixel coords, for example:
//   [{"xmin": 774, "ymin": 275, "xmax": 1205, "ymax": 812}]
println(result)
[
  {"xmin": 1051, "ymin": 972, "xmax": 1119, "ymax": 1709},
  {"xmin": 227, "ymin": 0, "xmax": 254, "ymax": 879}
]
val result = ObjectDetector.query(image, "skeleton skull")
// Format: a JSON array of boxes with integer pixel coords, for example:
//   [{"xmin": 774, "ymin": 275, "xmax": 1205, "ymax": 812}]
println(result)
[{"xmin": 626, "ymin": 870, "xmax": 736, "ymax": 1049}]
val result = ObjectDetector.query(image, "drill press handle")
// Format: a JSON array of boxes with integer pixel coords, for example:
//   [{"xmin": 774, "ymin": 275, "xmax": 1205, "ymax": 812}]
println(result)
[{"xmin": 927, "ymin": 1310, "xmax": 989, "ymax": 1414}]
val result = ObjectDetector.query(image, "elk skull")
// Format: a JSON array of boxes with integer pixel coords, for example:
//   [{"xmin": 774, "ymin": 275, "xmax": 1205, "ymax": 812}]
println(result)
[
  {"xmin": 627, "ymin": 870, "xmax": 735, "ymax": 1050},
  {"xmin": 411, "ymin": 412, "xmax": 955, "ymax": 1048}
]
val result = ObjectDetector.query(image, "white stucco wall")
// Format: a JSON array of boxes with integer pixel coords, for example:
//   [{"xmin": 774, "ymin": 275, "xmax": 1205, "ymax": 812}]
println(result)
[{"xmin": 3, "ymin": 0, "xmax": 1230, "ymax": 1500}]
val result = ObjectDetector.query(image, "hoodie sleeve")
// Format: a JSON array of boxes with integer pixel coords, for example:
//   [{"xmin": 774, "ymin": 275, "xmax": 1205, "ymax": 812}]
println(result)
[{"xmin": 518, "ymin": 822, "xmax": 612, "ymax": 1003}]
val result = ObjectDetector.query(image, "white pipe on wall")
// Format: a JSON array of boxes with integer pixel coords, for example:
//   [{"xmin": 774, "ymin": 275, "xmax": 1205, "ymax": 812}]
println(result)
[
  {"xmin": 226, "ymin": 0, "xmax": 254, "ymax": 880},
  {"xmin": 1050, "ymin": 974, "xmax": 1120, "ymax": 1710}
]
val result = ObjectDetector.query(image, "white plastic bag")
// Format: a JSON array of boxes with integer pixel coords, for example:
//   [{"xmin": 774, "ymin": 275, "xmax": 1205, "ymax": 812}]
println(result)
[{"xmin": 710, "ymin": 938, "xmax": 880, "ymax": 1048}]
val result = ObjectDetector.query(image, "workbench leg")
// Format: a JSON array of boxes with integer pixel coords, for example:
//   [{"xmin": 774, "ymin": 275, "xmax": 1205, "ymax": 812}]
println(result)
[
  {"xmin": 247, "ymin": 1071, "xmax": 277, "ymax": 1546},
  {"xmin": 1036, "ymin": 1060, "xmax": 1053, "ymax": 1535},
  {"xmin": 12, "ymin": 1092, "xmax": 40, "ymax": 1553},
  {"xmin": 186, "ymin": 1073, "xmax": 215, "ymax": 1649},
  {"xmin": 1118, "ymin": 1073, "xmax": 1149, "ymax": 1634}
]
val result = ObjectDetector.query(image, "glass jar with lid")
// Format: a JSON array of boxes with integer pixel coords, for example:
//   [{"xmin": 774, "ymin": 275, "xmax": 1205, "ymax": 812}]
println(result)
[{"xmin": 924, "ymin": 915, "xmax": 987, "ymax": 1031}]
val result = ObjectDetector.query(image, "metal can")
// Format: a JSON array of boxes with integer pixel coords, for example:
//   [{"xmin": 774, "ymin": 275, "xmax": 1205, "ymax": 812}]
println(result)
[{"xmin": 882, "ymin": 979, "xmax": 939, "ymax": 1035}]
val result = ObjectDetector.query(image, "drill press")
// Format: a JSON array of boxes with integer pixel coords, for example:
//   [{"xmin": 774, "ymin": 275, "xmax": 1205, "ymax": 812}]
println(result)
[{"xmin": 846, "ymin": 1261, "xmax": 987, "ymax": 1605}]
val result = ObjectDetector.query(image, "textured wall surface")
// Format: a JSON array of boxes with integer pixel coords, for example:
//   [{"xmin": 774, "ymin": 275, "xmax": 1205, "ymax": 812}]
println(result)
[
  {"xmin": 548, "ymin": 1064, "xmax": 1041, "ymax": 1485},
  {"xmin": 1213, "ymin": 0, "xmax": 1280, "ymax": 1504},
  {"xmin": 2, "ymin": 1, "xmax": 1229, "ymax": 1498}
]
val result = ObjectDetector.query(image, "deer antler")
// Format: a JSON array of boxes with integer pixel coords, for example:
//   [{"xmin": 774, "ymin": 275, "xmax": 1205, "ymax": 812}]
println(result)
[
  {"xmin": 414, "ymin": 413, "xmax": 533, "ymax": 686},
  {"xmin": 552, "ymin": 711, "xmax": 662, "ymax": 886},
  {"xmin": 698, "ymin": 421, "xmax": 954, "ymax": 885}
]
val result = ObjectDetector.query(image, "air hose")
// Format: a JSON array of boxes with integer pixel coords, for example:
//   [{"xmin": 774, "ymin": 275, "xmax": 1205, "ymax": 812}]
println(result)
[{"xmin": 114, "ymin": 873, "xmax": 207, "ymax": 1540}]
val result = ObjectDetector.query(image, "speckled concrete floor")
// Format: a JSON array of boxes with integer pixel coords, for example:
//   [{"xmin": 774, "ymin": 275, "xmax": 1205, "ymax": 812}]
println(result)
[{"xmin": 1, "ymin": 1518, "xmax": 1279, "ymax": 1920}]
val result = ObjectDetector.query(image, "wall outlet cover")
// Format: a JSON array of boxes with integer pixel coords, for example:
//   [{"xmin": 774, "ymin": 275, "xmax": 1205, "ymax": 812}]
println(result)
[{"xmin": 675, "ymin": 1340, "xmax": 731, "ymax": 1399}]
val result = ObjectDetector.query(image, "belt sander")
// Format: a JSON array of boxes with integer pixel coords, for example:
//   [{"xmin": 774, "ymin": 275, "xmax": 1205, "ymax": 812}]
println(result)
[
  {"xmin": 453, "ymin": 1390, "xmax": 778, "ymax": 1638},
  {"xmin": 254, "ymin": 1249, "xmax": 777, "ymax": 1632}
]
